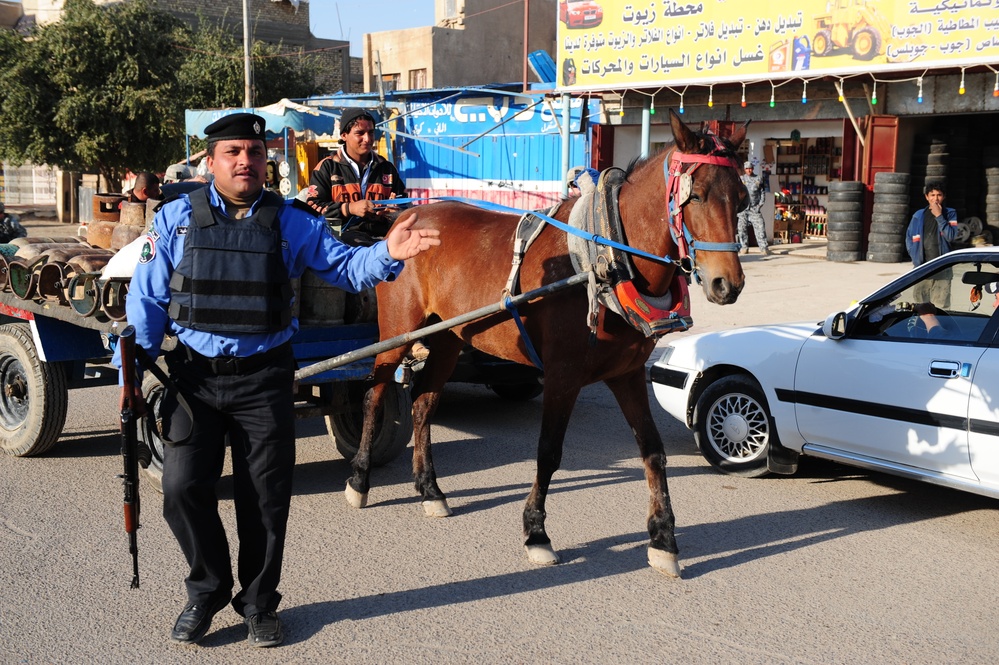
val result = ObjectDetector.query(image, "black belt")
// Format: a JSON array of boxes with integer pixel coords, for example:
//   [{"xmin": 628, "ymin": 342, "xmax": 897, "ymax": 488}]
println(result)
[{"xmin": 177, "ymin": 342, "xmax": 293, "ymax": 376}]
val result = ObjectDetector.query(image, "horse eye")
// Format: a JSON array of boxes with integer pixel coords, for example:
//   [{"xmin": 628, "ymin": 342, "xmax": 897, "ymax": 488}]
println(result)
[{"xmin": 689, "ymin": 192, "xmax": 701, "ymax": 202}]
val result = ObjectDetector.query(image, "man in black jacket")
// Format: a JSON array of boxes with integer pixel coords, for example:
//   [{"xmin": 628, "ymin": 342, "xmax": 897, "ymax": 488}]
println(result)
[{"xmin": 306, "ymin": 108, "xmax": 407, "ymax": 240}]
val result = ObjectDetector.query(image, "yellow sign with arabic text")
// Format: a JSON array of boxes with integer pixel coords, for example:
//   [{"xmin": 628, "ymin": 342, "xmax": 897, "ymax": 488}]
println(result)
[{"xmin": 555, "ymin": 0, "xmax": 999, "ymax": 90}]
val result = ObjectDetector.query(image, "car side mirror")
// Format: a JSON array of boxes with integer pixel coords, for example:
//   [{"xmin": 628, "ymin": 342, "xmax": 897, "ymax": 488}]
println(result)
[{"xmin": 822, "ymin": 312, "xmax": 848, "ymax": 340}]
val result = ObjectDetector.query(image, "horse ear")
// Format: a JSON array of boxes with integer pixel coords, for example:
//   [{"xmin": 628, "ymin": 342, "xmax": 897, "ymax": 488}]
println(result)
[
  {"xmin": 669, "ymin": 108, "xmax": 698, "ymax": 153},
  {"xmin": 728, "ymin": 119, "xmax": 750, "ymax": 151}
]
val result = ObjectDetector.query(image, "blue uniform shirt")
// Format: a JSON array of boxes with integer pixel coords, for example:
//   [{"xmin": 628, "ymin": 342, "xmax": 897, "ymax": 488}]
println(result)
[{"xmin": 121, "ymin": 184, "xmax": 403, "ymax": 362}]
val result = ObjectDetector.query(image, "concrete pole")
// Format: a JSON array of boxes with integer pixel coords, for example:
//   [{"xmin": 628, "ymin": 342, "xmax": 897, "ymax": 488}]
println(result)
[
  {"xmin": 243, "ymin": 0, "xmax": 252, "ymax": 108},
  {"xmin": 641, "ymin": 95, "xmax": 651, "ymax": 159}
]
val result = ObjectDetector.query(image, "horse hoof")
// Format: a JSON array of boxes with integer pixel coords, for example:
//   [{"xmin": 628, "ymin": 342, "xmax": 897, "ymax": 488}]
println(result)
[
  {"xmin": 422, "ymin": 499, "xmax": 452, "ymax": 517},
  {"xmin": 344, "ymin": 483, "xmax": 368, "ymax": 509},
  {"xmin": 648, "ymin": 547, "xmax": 682, "ymax": 578},
  {"xmin": 525, "ymin": 543, "xmax": 560, "ymax": 566}
]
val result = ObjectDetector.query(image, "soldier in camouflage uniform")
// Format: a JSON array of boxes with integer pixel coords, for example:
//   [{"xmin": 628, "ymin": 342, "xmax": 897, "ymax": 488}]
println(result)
[{"xmin": 737, "ymin": 161, "xmax": 772, "ymax": 256}]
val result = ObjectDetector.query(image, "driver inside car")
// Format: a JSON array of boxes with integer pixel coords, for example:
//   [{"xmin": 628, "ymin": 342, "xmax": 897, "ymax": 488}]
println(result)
[{"xmin": 914, "ymin": 281, "xmax": 999, "ymax": 337}]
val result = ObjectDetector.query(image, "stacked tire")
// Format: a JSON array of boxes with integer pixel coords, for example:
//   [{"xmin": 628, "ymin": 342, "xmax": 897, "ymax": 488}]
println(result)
[
  {"xmin": 909, "ymin": 134, "xmax": 949, "ymax": 215},
  {"xmin": 984, "ymin": 153, "xmax": 999, "ymax": 239},
  {"xmin": 867, "ymin": 172, "xmax": 910, "ymax": 262},
  {"xmin": 825, "ymin": 180, "xmax": 865, "ymax": 262}
]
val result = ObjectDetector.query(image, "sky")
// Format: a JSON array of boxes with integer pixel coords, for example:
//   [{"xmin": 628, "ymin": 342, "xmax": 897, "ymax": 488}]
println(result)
[{"xmin": 308, "ymin": 1, "xmax": 437, "ymax": 57}]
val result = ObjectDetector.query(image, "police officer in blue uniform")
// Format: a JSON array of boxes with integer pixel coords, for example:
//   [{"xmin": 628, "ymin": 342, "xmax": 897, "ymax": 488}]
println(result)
[{"xmin": 122, "ymin": 113, "xmax": 440, "ymax": 648}]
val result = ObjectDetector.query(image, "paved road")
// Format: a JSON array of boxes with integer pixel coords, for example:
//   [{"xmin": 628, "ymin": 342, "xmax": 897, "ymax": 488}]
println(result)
[{"xmin": 2, "ymin": 230, "xmax": 998, "ymax": 663}]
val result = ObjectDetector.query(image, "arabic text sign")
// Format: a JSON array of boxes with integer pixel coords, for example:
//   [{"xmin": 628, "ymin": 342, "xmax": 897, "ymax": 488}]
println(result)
[{"xmin": 556, "ymin": 0, "xmax": 999, "ymax": 90}]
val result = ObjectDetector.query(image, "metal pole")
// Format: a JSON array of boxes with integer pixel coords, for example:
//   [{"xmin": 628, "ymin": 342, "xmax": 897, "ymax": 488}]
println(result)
[
  {"xmin": 641, "ymin": 95, "xmax": 651, "ymax": 159},
  {"xmin": 522, "ymin": 0, "xmax": 530, "ymax": 92},
  {"xmin": 243, "ymin": 0, "xmax": 252, "ymax": 108},
  {"xmin": 294, "ymin": 272, "xmax": 590, "ymax": 381}
]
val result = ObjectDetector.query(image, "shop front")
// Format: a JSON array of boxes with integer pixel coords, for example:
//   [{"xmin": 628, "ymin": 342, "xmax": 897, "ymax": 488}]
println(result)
[{"xmin": 556, "ymin": 0, "xmax": 999, "ymax": 259}]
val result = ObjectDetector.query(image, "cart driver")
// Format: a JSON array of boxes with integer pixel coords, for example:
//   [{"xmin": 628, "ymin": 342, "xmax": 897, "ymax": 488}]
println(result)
[{"xmin": 306, "ymin": 107, "xmax": 407, "ymax": 243}]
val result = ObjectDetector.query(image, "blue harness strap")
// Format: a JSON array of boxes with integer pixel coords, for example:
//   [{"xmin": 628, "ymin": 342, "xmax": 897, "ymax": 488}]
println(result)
[
  {"xmin": 375, "ymin": 196, "xmax": 680, "ymax": 268},
  {"xmin": 503, "ymin": 296, "xmax": 544, "ymax": 371}
]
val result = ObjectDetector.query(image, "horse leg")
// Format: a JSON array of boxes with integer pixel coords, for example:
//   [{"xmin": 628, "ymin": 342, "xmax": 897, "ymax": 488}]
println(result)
[
  {"xmin": 345, "ymin": 348, "xmax": 408, "ymax": 509},
  {"xmin": 523, "ymin": 379, "xmax": 582, "ymax": 566},
  {"xmin": 604, "ymin": 368, "xmax": 681, "ymax": 578},
  {"xmin": 410, "ymin": 331, "xmax": 465, "ymax": 517}
]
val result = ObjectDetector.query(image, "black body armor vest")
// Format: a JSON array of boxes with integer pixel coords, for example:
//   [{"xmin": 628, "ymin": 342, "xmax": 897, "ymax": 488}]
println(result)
[{"xmin": 168, "ymin": 188, "xmax": 294, "ymax": 334}]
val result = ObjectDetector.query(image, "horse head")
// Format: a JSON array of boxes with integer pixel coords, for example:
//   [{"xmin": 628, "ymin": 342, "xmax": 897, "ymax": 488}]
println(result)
[
  {"xmin": 665, "ymin": 109, "xmax": 747, "ymax": 305},
  {"xmin": 617, "ymin": 110, "xmax": 747, "ymax": 305}
]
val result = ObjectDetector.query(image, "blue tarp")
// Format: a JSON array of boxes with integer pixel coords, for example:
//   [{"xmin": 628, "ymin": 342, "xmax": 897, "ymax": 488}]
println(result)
[{"xmin": 185, "ymin": 103, "xmax": 341, "ymax": 138}]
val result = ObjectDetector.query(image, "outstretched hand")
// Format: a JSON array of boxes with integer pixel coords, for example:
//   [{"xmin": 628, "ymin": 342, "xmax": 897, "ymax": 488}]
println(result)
[{"xmin": 386, "ymin": 213, "xmax": 441, "ymax": 260}]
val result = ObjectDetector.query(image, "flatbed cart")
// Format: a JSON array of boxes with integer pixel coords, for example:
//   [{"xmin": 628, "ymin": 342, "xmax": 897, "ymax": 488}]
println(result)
[{"xmin": 0, "ymin": 286, "xmax": 414, "ymax": 491}]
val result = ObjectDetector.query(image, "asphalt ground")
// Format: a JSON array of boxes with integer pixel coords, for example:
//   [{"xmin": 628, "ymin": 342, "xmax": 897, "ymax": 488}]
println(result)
[{"xmin": 3, "ymin": 212, "xmax": 997, "ymax": 664}]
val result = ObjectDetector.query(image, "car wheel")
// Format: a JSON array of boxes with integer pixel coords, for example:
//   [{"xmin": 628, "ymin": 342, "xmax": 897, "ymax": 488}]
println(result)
[{"xmin": 692, "ymin": 375, "xmax": 773, "ymax": 477}]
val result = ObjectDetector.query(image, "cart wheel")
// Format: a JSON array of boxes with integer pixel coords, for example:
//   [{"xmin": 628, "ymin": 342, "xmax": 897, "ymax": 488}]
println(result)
[
  {"xmin": 137, "ymin": 372, "xmax": 166, "ymax": 493},
  {"xmin": 0, "ymin": 323, "xmax": 68, "ymax": 456},
  {"xmin": 325, "ymin": 381, "xmax": 412, "ymax": 466}
]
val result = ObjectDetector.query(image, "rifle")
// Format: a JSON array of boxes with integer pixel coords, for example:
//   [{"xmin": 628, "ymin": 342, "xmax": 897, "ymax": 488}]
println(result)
[{"xmin": 118, "ymin": 325, "xmax": 144, "ymax": 589}]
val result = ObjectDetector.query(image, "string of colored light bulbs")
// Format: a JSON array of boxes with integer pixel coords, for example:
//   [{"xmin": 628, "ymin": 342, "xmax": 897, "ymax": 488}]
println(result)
[{"xmin": 613, "ymin": 65, "xmax": 999, "ymax": 115}]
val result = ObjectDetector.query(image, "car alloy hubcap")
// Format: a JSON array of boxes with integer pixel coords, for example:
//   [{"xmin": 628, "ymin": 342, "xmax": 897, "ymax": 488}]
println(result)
[{"xmin": 707, "ymin": 393, "xmax": 769, "ymax": 463}]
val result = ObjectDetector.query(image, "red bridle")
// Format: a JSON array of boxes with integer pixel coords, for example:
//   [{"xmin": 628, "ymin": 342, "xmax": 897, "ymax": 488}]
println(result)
[{"xmin": 664, "ymin": 135, "xmax": 742, "ymax": 263}]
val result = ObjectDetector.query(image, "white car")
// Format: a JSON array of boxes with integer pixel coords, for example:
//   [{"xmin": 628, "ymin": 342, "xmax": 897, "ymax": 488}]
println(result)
[{"xmin": 650, "ymin": 247, "xmax": 999, "ymax": 499}]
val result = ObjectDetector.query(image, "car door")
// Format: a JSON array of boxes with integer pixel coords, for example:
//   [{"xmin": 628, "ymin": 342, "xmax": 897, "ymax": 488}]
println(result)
[
  {"xmin": 967, "ymin": 345, "xmax": 999, "ymax": 489},
  {"xmin": 793, "ymin": 333, "xmax": 982, "ymax": 479},
  {"xmin": 790, "ymin": 257, "xmax": 999, "ymax": 480}
]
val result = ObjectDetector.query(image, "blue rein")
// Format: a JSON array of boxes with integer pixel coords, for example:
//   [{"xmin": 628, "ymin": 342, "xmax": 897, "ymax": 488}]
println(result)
[{"xmin": 372, "ymin": 196, "xmax": 682, "ymax": 268}]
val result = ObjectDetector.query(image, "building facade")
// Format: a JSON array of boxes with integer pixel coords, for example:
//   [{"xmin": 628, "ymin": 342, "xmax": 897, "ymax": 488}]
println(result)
[{"xmin": 363, "ymin": 0, "xmax": 557, "ymax": 93}]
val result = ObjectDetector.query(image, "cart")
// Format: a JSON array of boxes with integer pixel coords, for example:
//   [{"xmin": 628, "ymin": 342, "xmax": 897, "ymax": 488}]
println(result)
[{"xmin": 0, "ymin": 279, "xmax": 414, "ymax": 490}]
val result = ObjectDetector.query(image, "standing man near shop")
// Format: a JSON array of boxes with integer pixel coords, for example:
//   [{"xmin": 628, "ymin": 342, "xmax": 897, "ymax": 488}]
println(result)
[
  {"xmin": 121, "ymin": 113, "xmax": 440, "ymax": 648},
  {"xmin": 306, "ymin": 108, "xmax": 407, "ymax": 242},
  {"xmin": 906, "ymin": 180, "xmax": 958, "ymax": 306},
  {"xmin": 737, "ymin": 161, "xmax": 772, "ymax": 256}
]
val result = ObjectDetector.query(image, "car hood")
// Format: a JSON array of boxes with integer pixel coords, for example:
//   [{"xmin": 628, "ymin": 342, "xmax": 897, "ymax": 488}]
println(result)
[{"xmin": 654, "ymin": 321, "xmax": 821, "ymax": 372}]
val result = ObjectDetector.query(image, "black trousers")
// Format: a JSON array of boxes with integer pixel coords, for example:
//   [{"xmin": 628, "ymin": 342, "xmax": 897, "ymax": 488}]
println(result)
[{"xmin": 161, "ymin": 346, "xmax": 296, "ymax": 618}]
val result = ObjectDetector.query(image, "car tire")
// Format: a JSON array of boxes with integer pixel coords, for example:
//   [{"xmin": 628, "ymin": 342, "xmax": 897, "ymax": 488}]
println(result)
[{"xmin": 692, "ymin": 375, "xmax": 773, "ymax": 478}]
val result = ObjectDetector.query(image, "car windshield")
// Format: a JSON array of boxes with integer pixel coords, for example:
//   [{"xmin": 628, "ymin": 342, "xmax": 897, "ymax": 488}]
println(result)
[{"xmin": 852, "ymin": 258, "xmax": 999, "ymax": 343}]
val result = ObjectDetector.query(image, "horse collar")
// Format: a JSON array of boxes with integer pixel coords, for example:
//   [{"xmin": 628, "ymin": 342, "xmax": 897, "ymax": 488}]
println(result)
[{"xmin": 664, "ymin": 137, "xmax": 742, "ymax": 275}]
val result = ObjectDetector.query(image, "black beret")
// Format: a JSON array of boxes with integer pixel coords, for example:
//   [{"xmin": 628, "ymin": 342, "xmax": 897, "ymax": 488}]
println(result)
[
  {"xmin": 204, "ymin": 112, "xmax": 267, "ymax": 142},
  {"xmin": 339, "ymin": 108, "xmax": 374, "ymax": 135}
]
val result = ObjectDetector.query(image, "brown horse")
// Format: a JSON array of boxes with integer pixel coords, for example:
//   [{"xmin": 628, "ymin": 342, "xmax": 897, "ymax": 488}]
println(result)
[{"xmin": 349, "ymin": 110, "xmax": 747, "ymax": 577}]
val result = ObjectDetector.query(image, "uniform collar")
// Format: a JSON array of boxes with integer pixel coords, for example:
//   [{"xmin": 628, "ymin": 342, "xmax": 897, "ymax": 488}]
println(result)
[{"xmin": 208, "ymin": 182, "xmax": 265, "ymax": 217}]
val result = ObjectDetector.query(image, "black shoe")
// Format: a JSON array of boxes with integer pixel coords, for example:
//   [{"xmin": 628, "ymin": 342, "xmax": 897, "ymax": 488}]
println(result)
[
  {"xmin": 170, "ymin": 596, "xmax": 229, "ymax": 644},
  {"xmin": 245, "ymin": 611, "xmax": 283, "ymax": 647}
]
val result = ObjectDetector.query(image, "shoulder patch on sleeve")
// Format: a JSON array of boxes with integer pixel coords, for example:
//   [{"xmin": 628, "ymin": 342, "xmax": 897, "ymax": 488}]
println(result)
[{"xmin": 138, "ymin": 235, "xmax": 157, "ymax": 264}]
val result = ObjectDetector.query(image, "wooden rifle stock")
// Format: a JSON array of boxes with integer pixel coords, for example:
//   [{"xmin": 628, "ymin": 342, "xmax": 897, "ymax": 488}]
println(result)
[{"xmin": 118, "ymin": 325, "xmax": 142, "ymax": 589}]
